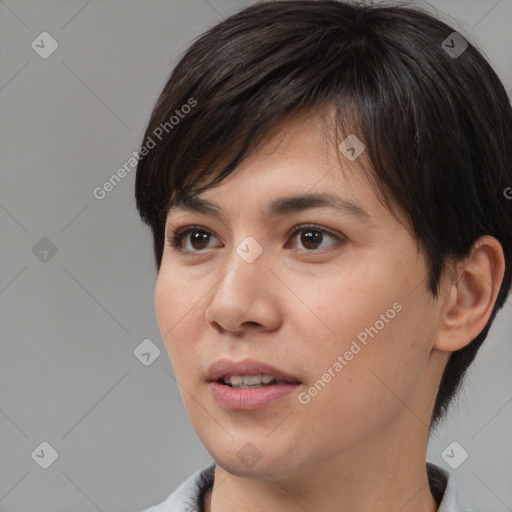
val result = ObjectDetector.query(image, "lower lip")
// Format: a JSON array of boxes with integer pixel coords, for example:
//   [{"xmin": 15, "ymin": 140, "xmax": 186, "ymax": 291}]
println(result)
[{"xmin": 209, "ymin": 381, "xmax": 300, "ymax": 410}]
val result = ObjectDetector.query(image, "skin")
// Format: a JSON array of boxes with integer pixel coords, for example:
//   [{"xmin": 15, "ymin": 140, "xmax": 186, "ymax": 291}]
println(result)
[{"xmin": 154, "ymin": 108, "xmax": 505, "ymax": 512}]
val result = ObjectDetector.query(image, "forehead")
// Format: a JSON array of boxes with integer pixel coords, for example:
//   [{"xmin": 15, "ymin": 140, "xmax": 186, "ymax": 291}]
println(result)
[{"xmin": 166, "ymin": 107, "xmax": 404, "ymax": 228}]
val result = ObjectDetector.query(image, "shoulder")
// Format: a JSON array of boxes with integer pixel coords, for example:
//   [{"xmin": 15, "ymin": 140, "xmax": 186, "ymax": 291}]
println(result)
[{"xmin": 140, "ymin": 462, "xmax": 215, "ymax": 512}]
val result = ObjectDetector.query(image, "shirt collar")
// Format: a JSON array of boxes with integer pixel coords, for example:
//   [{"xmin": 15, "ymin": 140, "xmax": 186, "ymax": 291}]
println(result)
[
  {"xmin": 142, "ymin": 461, "xmax": 472, "ymax": 511},
  {"xmin": 427, "ymin": 462, "xmax": 473, "ymax": 511}
]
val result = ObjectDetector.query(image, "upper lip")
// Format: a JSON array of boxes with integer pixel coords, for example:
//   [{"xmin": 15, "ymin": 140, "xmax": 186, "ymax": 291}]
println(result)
[{"xmin": 206, "ymin": 358, "xmax": 301, "ymax": 383}]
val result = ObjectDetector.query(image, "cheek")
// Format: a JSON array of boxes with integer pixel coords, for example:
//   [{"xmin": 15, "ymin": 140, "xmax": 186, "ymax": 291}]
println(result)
[
  {"xmin": 296, "ymin": 308, "xmax": 427, "ymax": 446},
  {"xmin": 155, "ymin": 270, "xmax": 195, "ymax": 361},
  {"xmin": 285, "ymin": 259, "xmax": 393, "ymax": 343},
  {"xmin": 293, "ymin": 261, "xmax": 430, "ymax": 406},
  {"xmin": 155, "ymin": 266, "xmax": 198, "ymax": 329},
  {"xmin": 154, "ymin": 272, "xmax": 175, "ymax": 337}
]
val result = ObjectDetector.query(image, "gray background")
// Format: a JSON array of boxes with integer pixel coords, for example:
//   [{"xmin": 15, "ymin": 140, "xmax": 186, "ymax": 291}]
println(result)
[{"xmin": 0, "ymin": 0, "xmax": 511, "ymax": 511}]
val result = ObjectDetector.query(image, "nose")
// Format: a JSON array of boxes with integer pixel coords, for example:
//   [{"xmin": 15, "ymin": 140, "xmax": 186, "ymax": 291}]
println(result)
[{"xmin": 204, "ymin": 245, "xmax": 282, "ymax": 335}]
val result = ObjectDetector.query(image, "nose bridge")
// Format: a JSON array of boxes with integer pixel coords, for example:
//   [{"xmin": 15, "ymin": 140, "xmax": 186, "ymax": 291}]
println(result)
[
  {"xmin": 220, "ymin": 234, "xmax": 267, "ymax": 296},
  {"xmin": 205, "ymin": 233, "xmax": 273, "ymax": 331},
  {"xmin": 235, "ymin": 234, "xmax": 265, "ymax": 266}
]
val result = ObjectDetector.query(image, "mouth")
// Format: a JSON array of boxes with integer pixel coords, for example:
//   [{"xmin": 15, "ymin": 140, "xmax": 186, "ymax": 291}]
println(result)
[
  {"xmin": 206, "ymin": 358, "xmax": 302, "ymax": 386},
  {"xmin": 209, "ymin": 377, "xmax": 301, "ymax": 410},
  {"xmin": 206, "ymin": 358, "xmax": 302, "ymax": 410},
  {"xmin": 216, "ymin": 375, "xmax": 300, "ymax": 388}
]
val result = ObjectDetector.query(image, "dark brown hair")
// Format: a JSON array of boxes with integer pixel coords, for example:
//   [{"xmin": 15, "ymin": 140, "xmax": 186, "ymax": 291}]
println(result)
[{"xmin": 135, "ymin": 0, "xmax": 512, "ymax": 430}]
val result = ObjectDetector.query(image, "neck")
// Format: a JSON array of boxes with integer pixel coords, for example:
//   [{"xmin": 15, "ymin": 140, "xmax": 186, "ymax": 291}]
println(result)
[{"xmin": 204, "ymin": 420, "xmax": 439, "ymax": 512}]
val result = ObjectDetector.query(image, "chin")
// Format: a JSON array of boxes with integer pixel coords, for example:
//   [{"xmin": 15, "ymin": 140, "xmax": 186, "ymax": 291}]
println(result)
[
  {"xmin": 214, "ymin": 456, "xmax": 279, "ymax": 480},
  {"xmin": 210, "ymin": 442, "xmax": 303, "ymax": 481}
]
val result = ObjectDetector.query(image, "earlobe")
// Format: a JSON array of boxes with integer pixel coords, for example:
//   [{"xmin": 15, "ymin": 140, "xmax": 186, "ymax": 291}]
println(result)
[{"xmin": 434, "ymin": 236, "xmax": 505, "ymax": 353}]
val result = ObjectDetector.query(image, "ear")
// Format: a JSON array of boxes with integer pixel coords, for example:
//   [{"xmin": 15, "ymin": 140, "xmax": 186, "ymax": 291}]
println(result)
[{"xmin": 434, "ymin": 236, "xmax": 505, "ymax": 352}]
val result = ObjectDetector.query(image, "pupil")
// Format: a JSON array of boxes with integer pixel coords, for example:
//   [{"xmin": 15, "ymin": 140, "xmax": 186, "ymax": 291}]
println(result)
[
  {"xmin": 191, "ymin": 231, "xmax": 209, "ymax": 249},
  {"xmin": 301, "ymin": 230, "xmax": 322, "ymax": 249}
]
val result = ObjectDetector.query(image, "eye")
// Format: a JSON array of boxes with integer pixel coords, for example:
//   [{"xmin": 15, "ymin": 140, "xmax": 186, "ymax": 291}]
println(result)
[
  {"xmin": 286, "ymin": 224, "xmax": 343, "ymax": 251},
  {"xmin": 166, "ymin": 225, "xmax": 220, "ymax": 252},
  {"xmin": 166, "ymin": 224, "xmax": 344, "ymax": 254}
]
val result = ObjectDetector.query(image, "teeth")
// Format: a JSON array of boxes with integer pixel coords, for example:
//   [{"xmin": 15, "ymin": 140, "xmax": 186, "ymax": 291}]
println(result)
[{"xmin": 223, "ymin": 374, "xmax": 278, "ymax": 387}]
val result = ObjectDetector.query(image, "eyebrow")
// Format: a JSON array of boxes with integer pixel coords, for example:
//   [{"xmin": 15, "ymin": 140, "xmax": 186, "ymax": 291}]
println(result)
[{"xmin": 166, "ymin": 192, "xmax": 372, "ymax": 224}]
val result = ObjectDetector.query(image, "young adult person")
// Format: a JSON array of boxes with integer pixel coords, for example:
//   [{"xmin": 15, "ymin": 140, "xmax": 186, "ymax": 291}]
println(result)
[{"xmin": 135, "ymin": 1, "xmax": 512, "ymax": 510}]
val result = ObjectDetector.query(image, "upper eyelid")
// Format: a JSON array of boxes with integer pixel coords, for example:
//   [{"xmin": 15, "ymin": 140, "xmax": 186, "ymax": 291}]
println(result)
[{"xmin": 168, "ymin": 223, "xmax": 340, "ymax": 237}]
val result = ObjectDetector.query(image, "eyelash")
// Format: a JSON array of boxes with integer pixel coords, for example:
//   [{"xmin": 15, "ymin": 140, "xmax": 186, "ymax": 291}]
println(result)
[{"xmin": 166, "ymin": 224, "xmax": 344, "ymax": 255}]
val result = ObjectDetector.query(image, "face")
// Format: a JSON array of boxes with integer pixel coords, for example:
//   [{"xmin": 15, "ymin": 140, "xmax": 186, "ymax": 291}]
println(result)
[{"xmin": 155, "ymin": 110, "xmax": 444, "ymax": 481}]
